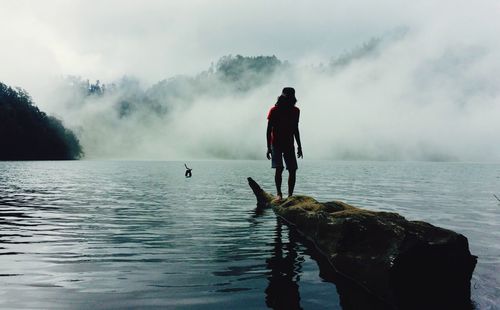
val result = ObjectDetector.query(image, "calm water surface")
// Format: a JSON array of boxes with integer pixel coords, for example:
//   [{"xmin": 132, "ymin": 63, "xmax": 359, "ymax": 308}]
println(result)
[{"xmin": 0, "ymin": 160, "xmax": 499, "ymax": 309}]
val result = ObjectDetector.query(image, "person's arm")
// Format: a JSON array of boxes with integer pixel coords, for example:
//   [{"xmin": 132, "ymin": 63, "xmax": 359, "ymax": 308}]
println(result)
[
  {"xmin": 294, "ymin": 126, "xmax": 303, "ymax": 158},
  {"xmin": 294, "ymin": 110, "xmax": 303, "ymax": 158},
  {"xmin": 266, "ymin": 121, "xmax": 272, "ymax": 160}
]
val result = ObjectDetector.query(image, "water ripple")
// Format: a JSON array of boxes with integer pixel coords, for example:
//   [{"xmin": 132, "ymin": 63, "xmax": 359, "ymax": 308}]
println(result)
[{"xmin": 1, "ymin": 160, "xmax": 499, "ymax": 309}]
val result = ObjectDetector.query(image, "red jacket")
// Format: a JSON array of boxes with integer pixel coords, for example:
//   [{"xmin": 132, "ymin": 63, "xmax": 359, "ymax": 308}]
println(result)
[{"xmin": 267, "ymin": 106, "xmax": 300, "ymax": 149}]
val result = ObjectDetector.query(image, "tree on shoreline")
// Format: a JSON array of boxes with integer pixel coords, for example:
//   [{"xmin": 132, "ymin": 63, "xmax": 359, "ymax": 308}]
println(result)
[{"xmin": 0, "ymin": 82, "xmax": 83, "ymax": 160}]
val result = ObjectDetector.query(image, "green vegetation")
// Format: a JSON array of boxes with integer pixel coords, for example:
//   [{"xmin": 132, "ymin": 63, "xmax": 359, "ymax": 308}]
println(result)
[
  {"xmin": 61, "ymin": 55, "xmax": 287, "ymax": 119},
  {"xmin": 0, "ymin": 82, "xmax": 82, "ymax": 160}
]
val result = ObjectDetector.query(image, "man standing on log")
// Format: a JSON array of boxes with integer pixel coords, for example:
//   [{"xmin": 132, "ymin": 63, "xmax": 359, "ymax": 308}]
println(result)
[{"xmin": 266, "ymin": 87, "xmax": 303, "ymax": 201}]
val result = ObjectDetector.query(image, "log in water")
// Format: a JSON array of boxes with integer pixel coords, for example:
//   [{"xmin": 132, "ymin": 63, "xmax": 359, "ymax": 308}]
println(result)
[{"xmin": 248, "ymin": 177, "xmax": 477, "ymax": 309}]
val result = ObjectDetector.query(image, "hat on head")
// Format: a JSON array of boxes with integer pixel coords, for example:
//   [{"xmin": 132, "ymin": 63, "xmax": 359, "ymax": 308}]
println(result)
[{"xmin": 282, "ymin": 87, "xmax": 295, "ymax": 96}]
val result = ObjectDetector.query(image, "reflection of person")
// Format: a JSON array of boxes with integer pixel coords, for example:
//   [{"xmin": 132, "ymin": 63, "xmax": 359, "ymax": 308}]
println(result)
[
  {"xmin": 184, "ymin": 163, "xmax": 193, "ymax": 178},
  {"xmin": 266, "ymin": 87, "xmax": 303, "ymax": 201},
  {"xmin": 265, "ymin": 218, "xmax": 301, "ymax": 309}
]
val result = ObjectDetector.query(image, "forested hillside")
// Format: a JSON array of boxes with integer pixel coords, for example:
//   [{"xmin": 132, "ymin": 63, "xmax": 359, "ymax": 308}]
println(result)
[{"xmin": 0, "ymin": 83, "xmax": 82, "ymax": 160}]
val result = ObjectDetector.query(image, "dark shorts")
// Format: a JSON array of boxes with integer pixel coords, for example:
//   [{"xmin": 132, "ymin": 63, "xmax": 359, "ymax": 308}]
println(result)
[{"xmin": 271, "ymin": 146, "xmax": 298, "ymax": 170}]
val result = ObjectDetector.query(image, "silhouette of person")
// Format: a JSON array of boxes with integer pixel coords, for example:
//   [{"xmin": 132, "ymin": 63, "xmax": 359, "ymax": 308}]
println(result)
[
  {"xmin": 184, "ymin": 163, "xmax": 193, "ymax": 178},
  {"xmin": 265, "ymin": 218, "xmax": 302, "ymax": 309},
  {"xmin": 266, "ymin": 87, "xmax": 303, "ymax": 201}
]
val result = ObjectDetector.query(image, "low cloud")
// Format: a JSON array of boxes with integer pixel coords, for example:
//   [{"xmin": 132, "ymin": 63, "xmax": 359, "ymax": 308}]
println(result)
[{"xmin": 1, "ymin": 0, "xmax": 499, "ymax": 161}]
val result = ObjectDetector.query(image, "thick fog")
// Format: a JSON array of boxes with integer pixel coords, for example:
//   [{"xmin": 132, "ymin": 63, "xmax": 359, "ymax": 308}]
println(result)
[{"xmin": 1, "ymin": 0, "xmax": 499, "ymax": 161}]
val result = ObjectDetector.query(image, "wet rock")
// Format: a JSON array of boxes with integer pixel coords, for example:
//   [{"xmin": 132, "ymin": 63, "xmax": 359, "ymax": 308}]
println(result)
[{"xmin": 248, "ymin": 177, "xmax": 477, "ymax": 309}]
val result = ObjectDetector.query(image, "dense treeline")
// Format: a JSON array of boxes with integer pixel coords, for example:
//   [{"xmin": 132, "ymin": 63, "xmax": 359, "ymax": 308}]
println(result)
[
  {"xmin": 0, "ymin": 82, "xmax": 82, "ymax": 160},
  {"xmin": 46, "ymin": 48, "xmax": 389, "ymax": 159},
  {"xmin": 61, "ymin": 55, "xmax": 287, "ymax": 118}
]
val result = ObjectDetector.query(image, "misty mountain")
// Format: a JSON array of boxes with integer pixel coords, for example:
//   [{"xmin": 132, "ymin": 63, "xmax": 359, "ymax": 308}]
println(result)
[
  {"xmin": 0, "ymin": 82, "xmax": 82, "ymax": 160},
  {"xmin": 44, "ymin": 55, "xmax": 292, "ymax": 159},
  {"xmin": 329, "ymin": 37, "xmax": 382, "ymax": 71},
  {"xmin": 41, "ymin": 31, "xmax": 499, "ymax": 161},
  {"xmin": 59, "ymin": 55, "xmax": 286, "ymax": 119},
  {"xmin": 46, "ymin": 45, "xmax": 402, "ymax": 160}
]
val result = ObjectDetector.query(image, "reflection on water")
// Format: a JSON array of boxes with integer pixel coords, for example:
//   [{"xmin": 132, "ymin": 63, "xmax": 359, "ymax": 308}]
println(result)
[
  {"xmin": 263, "ymin": 215, "xmax": 390, "ymax": 310},
  {"xmin": 0, "ymin": 160, "xmax": 499, "ymax": 309},
  {"xmin": 0, "ymin": 161, "xmax": 342, "ymax": 309},
  {"xmin": 265, "ymin": 218, "xmax": 302, "ymax": 309}
]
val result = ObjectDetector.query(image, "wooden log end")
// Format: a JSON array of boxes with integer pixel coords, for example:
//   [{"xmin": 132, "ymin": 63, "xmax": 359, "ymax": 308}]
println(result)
[{"xmin": 247, "ymin": 177, "xmax": 274, "ymax": 206}]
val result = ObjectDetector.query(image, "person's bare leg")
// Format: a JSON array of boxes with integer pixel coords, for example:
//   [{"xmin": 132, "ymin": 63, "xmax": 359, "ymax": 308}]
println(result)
[
  {"xmin": 275, "ymin": 167, "xmax": 284, "ymax": 200},
  {"xmin": 288, "ymin": 169, "xmax": 296, "ymax": 198}
]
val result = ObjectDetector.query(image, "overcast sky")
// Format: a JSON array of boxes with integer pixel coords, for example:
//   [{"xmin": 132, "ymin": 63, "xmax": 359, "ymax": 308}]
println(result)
[
  {"xmin": 1, "ymin": 0, "xmax": 500, "ymax": 161},
  {"xmin": 1, "ymin": 0, "xmax": 498, "ymax": 92}
]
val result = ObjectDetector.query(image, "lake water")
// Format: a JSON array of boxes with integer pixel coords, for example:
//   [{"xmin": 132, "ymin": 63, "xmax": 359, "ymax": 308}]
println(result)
[{"xmin": 0, "ymin": 160, "xmax": 499, "ymax": 309}]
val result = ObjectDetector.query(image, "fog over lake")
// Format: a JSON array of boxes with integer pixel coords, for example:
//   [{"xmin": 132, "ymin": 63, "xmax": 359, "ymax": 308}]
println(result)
[
  {"xmin": 1, "ymin": 2, "xmax": 500, "ymax": 306},
  {"xmin": 1, "ymin": 0, "xmax": 499, "ymax": 161}
]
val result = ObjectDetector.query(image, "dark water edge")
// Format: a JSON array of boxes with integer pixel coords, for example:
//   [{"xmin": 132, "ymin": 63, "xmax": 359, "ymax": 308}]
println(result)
[
  {"xmin": 0, "ymin": 160, "xmax": 499, "ymax": 309},
  {"xmin": 277, "ymin": 215, "xmax": 478, "ymax": 310},
  {"xmin": 273, "ymin": 219, "xmax": 392, "ymax": 310}
]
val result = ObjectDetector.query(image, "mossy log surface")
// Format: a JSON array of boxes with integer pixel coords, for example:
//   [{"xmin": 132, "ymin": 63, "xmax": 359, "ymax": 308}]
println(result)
[{"xmin": 248, "ymin": 177, "xmax": 477, "ymax": 309}]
